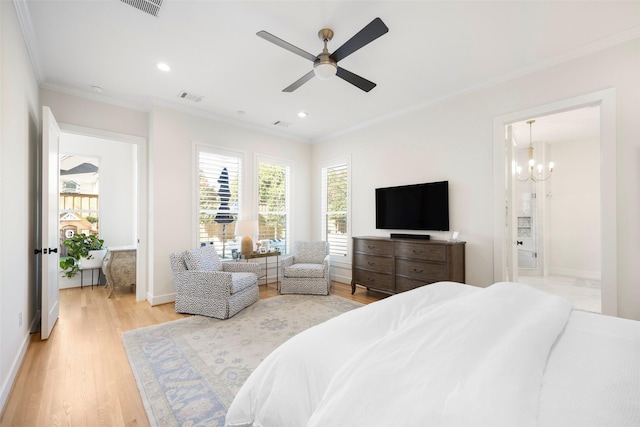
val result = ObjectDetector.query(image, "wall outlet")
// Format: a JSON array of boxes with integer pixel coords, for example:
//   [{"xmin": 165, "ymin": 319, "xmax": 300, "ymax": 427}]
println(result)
[{"xmin": 18, "ymin": 312, "xmax": 22, "ymax": 327}]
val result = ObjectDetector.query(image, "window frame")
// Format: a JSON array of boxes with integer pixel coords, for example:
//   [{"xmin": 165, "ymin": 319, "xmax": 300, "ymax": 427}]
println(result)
[
  {"xmin": 255, "ymin": 155, "xmax": 292, "ymax": 255},
  {"xmin": 193, "ymin": 144, "xmax": 244, "ymax": 258},
  {"xmin": 320, "ymin": 156, "xmax": 351, "ymax": 263}
]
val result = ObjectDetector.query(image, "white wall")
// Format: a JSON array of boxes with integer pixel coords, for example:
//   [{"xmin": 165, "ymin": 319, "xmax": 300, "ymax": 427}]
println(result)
[
  {"xmin": 58, "ymin": 132, "xmax": 137, "ymax": 289},
  {"xmin": 148, "ymin": 107, "xmax": 312, "ymax": 305},
  {"xmin": 312, "ymin": 37, "xmax": 640, "ymax": 320},
  {"xmin": 40, "ymin": 90, "xmax": 149, "ymax": 139},
  {"xmin": 547, "ymin": 137, "xmax": 601, "ymax": 279},
  {"xmin": 0, "ymin": 1, "xmax": 41, "ymax": 410}
]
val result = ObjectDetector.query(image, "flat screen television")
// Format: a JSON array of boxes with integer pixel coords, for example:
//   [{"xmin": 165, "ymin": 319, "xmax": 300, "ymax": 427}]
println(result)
[{"xmin": 375, "ymin": 181, "xmax": 449, "ymax": 231}]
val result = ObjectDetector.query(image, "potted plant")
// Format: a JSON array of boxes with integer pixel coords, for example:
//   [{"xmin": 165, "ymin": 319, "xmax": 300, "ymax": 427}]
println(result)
[{"xmin": 59, "ymin": 233, "xmax": 106, "ymax": 278}]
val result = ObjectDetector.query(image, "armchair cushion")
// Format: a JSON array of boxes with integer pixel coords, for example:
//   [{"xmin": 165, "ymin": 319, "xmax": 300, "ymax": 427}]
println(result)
[
  {"xmin": 230, "ymin": 272, "xmax": 259, "ymax": 294},
  {"xmin": 293, "ymin": 241, "xmax": 328, "ymax": 264},
  {"xmin": 184, "ymin": 245, "xmax": 222, "ymax": 272},
  {"xmin": 284, "ymin": 263, "xmax": 325, "ymax": 279}
]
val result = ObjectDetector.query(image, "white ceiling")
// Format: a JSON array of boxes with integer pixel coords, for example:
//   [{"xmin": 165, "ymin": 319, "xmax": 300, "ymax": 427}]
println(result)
[{"xmin": 15, "ymin": 0, "xmax": 640, "ymax": 142}]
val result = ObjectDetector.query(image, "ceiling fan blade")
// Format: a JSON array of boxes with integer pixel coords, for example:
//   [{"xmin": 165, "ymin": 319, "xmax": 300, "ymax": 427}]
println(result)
[
  {"xmin": 336, "ymin": 67, "xmax": 376, "ymax": 92},
  {"xmin": 257, "ymin": 30, "xmax": 317, "ymax": 62},
  {"xmin": 283, "ymin": 70, "xmax": 315, "ymax": 92},
  {"xmin": 330, "ymin": 17, "xmax": 389, "ymax": 62}
]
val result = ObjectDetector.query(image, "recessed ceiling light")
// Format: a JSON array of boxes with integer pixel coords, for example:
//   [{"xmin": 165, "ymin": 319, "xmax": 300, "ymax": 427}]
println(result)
[
  {"xmin": 298, "ymin": 111, "xmax": 308, "ymax": 118},
  {"xmin": 157, "ymin": 62, "xmax": 171, "ymax": 72}
]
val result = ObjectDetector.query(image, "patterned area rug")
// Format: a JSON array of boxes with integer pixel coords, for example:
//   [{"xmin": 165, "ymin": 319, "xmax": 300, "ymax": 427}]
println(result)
[{"xmin": 122, "ymin": 295, "xmax": 363, "ymax": 427}]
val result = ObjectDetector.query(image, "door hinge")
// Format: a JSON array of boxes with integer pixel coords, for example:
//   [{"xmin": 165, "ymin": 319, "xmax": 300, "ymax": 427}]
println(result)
[{"xmin": 532, "ymin": 193, "xmax": 537, "ymax": 199}]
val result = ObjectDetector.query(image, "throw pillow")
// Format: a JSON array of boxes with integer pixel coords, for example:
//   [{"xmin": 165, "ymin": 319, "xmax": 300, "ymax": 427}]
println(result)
[{"xmin": 184, "ymin": 245, "xmax": 222, "ymax": 271}]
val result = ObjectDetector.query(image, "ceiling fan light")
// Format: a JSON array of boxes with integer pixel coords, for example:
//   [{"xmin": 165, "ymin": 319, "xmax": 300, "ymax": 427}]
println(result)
[{"xmin": 314, "ymin": 62, "xmax": 337, "ymax": 80}]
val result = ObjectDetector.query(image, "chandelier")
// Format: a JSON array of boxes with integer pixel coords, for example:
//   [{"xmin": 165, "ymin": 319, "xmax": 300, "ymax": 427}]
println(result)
[{"xmin": 516, "ymin": 119, "xmax": 554, "ymax": 182}]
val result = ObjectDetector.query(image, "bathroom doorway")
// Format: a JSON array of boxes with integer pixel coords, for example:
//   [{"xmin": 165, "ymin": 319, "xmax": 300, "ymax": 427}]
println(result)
[
  {"xmin": 510, "ymin": 108, "xmax": 601, "ymax": 312},
  {"xmin": 493, "ymin": 88, "xmax": 617, "ymax": 316}
]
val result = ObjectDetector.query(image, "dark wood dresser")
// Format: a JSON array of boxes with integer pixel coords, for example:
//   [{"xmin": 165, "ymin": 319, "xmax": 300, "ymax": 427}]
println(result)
[{"xmin": 351, "ymin": 236, "xmax": 465, "ymax": 294}]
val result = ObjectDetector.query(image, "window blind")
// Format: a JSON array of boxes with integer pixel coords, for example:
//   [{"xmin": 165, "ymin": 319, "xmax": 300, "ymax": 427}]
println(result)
[
  {"xmin": 197, "ymin": 149, "xmax": 241, "ymax": 258},
  {"xmin": 257, "ymin": 161, "xmax": 290, "ymax": 254},
  {"xmin": 321, "ymin": 163, "xmax": 348, "ymax": 257}
]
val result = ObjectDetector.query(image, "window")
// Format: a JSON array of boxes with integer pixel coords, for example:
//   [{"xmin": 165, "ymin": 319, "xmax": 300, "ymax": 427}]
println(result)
[
  {"xmin": 257, "ymin": 160, "xmax": 290, "ymax": 254},
  {"xmin": 59, "ymin": 155, "xmax": 100, "ymax": 257},
  {"xmin": 321, "ymin": 160, "xmax": 349, "ymax": 258},
  {"xmin": 197, "ymin": 147, "xmax": 242, "ymax": 259}
]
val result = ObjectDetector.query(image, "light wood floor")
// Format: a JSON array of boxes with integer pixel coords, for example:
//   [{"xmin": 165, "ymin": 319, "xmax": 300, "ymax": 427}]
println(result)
[{"xmin": 0, "ymin": 282, "xmax": 385, "ymax": 427}]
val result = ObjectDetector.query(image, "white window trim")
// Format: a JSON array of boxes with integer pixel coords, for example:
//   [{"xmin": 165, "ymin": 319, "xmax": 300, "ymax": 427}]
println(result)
[
  {"xmin": 193, "ymin": 143, "xmax": 245, "ymax": 249},
  {"xmin": 255, "ymin": 154, "xmax": 293, "ymax": 254},
  {"xmin": 319, "ymin": 155, "xmax": 352, "ymax": 264}
]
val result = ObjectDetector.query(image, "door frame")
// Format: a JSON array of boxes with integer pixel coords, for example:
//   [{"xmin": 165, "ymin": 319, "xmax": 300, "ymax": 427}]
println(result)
[
  {"xmin": 59, "ymin": 123, "xmax": 148, "ymax": 302},
  {"xmin": 492, "ymin": 88, "xmax": 617, "ymax": 316}
]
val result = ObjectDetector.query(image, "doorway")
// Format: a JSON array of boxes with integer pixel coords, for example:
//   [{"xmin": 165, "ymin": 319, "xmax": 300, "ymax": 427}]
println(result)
[
  {"xmin": 510, "ymin": 108, "xmax": 601, "ymax": 312},
  {"xmin": 58, "ymin": 124, "xmax": 147, "ymax": 301},
  {"xmin": 492, "ymin": 89, "xmax": 617, "ymax": 316}
]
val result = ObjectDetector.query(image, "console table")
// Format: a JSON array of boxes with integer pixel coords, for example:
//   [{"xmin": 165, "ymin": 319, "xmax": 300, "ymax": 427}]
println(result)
[
  {"xmin": 351, "ymin": 236, "xmax": 465, "ymax": 295},
  {"xmin": 102, "ymin": 246, "xmax": 136, "ymax": 298},
  {"xmin": 237, "ymin": 251, "xmax": 280, "ymax": 287}
]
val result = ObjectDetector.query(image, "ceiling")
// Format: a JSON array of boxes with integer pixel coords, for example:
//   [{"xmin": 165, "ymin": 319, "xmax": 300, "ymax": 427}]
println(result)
[{"xmin": 15, "ymin": 0, "xmax": 640, "ymax": 142}]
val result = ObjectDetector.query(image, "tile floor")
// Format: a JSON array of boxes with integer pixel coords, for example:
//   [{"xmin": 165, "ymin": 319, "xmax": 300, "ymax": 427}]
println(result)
[{"xmin": 517, "ymin": 274, "xmax": 601, "ymax": 313}]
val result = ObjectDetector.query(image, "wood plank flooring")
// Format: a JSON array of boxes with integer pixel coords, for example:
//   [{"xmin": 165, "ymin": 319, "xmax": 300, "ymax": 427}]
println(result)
[{"xmin": 0, "ymin": 282, "xmax": 384, "ymax": 426}]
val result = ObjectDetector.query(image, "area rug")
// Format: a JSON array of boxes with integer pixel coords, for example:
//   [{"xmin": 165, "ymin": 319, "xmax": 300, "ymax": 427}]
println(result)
[{"xmin": 122, "ymin": 295, "xmax": 363, "ymax": 427}]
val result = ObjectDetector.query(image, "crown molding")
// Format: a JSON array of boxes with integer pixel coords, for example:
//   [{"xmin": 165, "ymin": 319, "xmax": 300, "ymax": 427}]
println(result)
[{"xmin": 12, "ymin": 0, "xmax": 43, "ymax": 83}]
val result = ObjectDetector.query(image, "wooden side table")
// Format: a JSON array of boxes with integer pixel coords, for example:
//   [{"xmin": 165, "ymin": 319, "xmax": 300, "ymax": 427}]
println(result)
[
  {"xmin": 102, "ymin": 246, "xmax": 136, "ymax": 297},
  {"xmin": 238, "ymin": 251, "xmax": 280, "ymax": 287}
]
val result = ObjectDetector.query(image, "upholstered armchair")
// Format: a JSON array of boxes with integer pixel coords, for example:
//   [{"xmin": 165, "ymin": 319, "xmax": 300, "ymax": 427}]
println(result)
[
  {"xmin": 279, "ymin": 241, "xmax": 331, "ymax": 295},
  {"xmin": 169, "ymin": 245, "xmax": 260, "ymax": 319}
]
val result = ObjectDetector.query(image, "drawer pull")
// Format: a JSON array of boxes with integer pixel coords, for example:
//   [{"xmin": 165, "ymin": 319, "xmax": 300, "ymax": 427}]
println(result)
[
  {"xmin": 367, "ymin": 261, "xmax": 375, "ymax": 266},
  {"xmin": 367, "ymin": 245, "xmax": 376, "ymax": 249},
  {"xmin": 368, "ymin": 278, "xmax": 375, "ymax": 282},
  {"xmin": 412, "ymin": 249, "xmax": 423, "ymax": 254},
  {"xmin": 413, "ymin": 268, "xmax": 424, "ymax": 273}
]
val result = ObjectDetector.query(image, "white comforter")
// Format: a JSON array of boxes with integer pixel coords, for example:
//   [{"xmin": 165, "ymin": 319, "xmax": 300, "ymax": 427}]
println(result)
[{"xmin": 225, "ymin": 282, "xmax": 575, "ymax": 427}]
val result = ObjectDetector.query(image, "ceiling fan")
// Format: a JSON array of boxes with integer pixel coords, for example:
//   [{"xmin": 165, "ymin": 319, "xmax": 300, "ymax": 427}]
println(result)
[{"xmin": 257, "ymin": 17, "xmax": 389, "ymax": 93}]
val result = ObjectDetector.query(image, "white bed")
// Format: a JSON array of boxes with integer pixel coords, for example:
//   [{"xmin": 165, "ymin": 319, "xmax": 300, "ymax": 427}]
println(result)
[{"xmin": 225, "ymin": 282, "xmax": 640, "ymax": 427}]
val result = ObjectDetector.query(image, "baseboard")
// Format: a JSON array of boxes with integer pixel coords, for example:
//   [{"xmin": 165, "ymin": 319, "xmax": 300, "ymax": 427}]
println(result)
[
  {"xmin": 0, "ymin": 330, "xmax": 30, "ymax": 415},
  {"xmin": 547, "ymin": 268, "xmax": 601, "ymax": 281},
  {"xmin": 147, "ymin": 292, "xmax": 176, "ymax": 306},
  {"xmin": 330, "ymin": 272, "xmax": 352, "ymax": 285}
]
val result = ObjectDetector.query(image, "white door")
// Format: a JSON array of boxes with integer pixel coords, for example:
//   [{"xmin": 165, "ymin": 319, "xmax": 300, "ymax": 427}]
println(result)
[
  {"xmin": 41, "ymin": 107, "xmax": 60, "ymax": 340},
  {"xmin": 504, "ymin": 124, "xmax": 518, "ymax": 282}
]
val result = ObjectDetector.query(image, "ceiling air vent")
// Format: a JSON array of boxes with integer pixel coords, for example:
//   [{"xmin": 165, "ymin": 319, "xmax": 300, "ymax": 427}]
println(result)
[
  {"xmin": 178, "ymin": 91, "xmax": 204, "ymax": 103},
  {"xmin": 120, "ymin": 0, "xmax": 163, "ymax": 18},
  {"xmin": 272, "ymin": 121, "xmax": 291, "ymax": 128}
]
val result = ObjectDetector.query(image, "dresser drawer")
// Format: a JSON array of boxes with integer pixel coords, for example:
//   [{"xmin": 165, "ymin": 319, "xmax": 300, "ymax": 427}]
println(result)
[
  {"xmin": 395, "ymin": 242, "xmax": 446, "ymax": 262},
  {"xmin": 353, "ymin": 268, "xmax": 394, "ymax": 292},
  {"xmin": 353, "ymin": 253, "xmax": 393, "ymax": 273},
  {"xmin": 395, "ymin": 258, "xmax": 448, "ymax": 282},
  {"xmin": 354, "ymin": 239, "xmax": 393, "ymax": 256}
]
